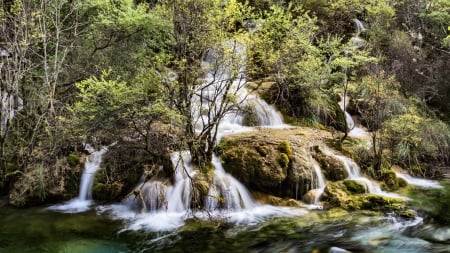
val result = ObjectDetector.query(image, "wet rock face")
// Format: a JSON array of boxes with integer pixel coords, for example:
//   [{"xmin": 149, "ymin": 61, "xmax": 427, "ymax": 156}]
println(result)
[
  {"xmin": 312, "ymin": 147, "xmax": 348, "ymax": 181},
  {"xmin": 217, "ymin": 128, "xmax": 331, "ymax": 199},
  {"xmin": 219, "ymin": 141, "xmax": 287, "ymax": 193}
]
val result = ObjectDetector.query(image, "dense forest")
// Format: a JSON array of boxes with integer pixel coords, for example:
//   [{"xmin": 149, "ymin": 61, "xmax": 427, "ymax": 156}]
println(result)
[{"xmin": 1, "ymin": 0, "xmax": 449, "ymax": 207}]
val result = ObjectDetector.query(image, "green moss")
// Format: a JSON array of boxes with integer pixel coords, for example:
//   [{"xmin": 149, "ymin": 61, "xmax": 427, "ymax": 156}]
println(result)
[
  {"xmin": 312, "ymin": 149, "xmax": 348, "ymax": 181},
  {"xmin": 398, "ymin": 177, "xmax": 408, "ymax": 188},
  {"xmin": 66, "ymin": 153, "xmax": 80, "ymax": 167},
  {"xmin": 398, "ymin": 209, "xmax": 416, "ymax": 219},
  {"xmin": 278, "ymin": 153, "xmax": 289, "ymax": 168},
  {"xmin": 324, "ymin": 182, "xmax": 406, "ymax": 212},
  {"xmin": 278, "ymin": 141, "xmax": 293, "ymax": 160},
  {"xmin": 343, "ymin": 179, "xmax": 367, "ymax": 194}
]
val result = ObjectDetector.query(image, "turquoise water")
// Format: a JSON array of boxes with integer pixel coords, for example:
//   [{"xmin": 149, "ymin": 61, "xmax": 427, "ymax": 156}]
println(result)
[{"xmin": 1, "ymin": 185, "xmax": 450, "ymax": 253}]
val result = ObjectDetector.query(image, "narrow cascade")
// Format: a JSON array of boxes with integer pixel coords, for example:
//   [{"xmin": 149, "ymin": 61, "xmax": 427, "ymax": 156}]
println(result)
[
  {"xmin": 350, "ymin": 19, "xmax": 366, "ymax": 48},
  {"xmin": 245, "ymin": 94, "xmax": 284, "ymax": 127},
  {"xmin": 353, "ymin": 18, "xmax": 366, "ymax": 35},
  {"xmin": 1, "ymin": 91, "xmax": 23, "ymax": 136},
  {"xmin": 311, "ymin": 159, "xmax": 326, "ymax": 205},
  {"xmin": 206, "ymin": 155, "xmax": 256, "ymax": 211},
  {"xmin": 49, "ymin": 144, "xmax": 110, "ymax": 213},
  {"xmin": 338, "ymin": 94, "xmax": 355, "ymax": 130},
  {"xmin": 166, "ymin": 151, "xmax": 196, "ymax": 212},
  {"xmin": 395, "ymin": 172, "xmax": 442, "ymax": 189},
  {"xmin": 321, "ymin": 148, "xmax": 399, "ymax": 197}
]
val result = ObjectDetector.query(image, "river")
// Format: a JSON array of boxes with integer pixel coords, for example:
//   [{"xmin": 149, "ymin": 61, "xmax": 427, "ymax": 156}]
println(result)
[{"xmin": 1, "ymin": 183, "xmax": 449, "ymax": 253}]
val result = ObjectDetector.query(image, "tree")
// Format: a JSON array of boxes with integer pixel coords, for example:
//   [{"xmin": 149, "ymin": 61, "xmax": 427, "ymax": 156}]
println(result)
[{"xmin": 167, "ymin": 0, "xmax": 253, "ymax": 167}]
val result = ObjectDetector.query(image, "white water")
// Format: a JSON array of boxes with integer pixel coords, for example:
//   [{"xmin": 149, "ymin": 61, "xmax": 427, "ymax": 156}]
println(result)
[
  {"xmin": 321, "ymin": 147, "xmax": 399, "ymax": 198},
  {"xmin": 311, "ymin": 159, "xmax": 326, "ymax": 205},
  {"xmin": 207, "ymin": 155, "xmax": 257, "ymax": 210},
  {"xmin": 99, "ymin": 41, "xmax": 306, "ymax": 231},
  {"xmin": 49, "ymin": 145, "xmax": 110, "ymax": 213},
  {"xmin": 395, "ymin": 172, "xmax": 442, "ymax": 189}
]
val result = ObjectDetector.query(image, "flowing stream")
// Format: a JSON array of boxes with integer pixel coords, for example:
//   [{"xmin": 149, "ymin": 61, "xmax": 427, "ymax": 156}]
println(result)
[{"xmin": 8, "ymin": 27, "xmax": 449, "ymax": 252}]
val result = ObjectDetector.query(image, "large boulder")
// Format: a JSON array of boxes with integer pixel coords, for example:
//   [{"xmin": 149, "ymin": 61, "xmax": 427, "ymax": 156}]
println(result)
[{"xmin": 217, "ymin": 127, "xmax": 332, "ymax": 199}]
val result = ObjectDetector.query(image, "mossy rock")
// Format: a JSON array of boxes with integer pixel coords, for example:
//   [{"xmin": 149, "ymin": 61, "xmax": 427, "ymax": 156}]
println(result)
[
  {"xmin": 219, "ymin": 139, "xmax": 287, "ymax": 193},
  {"xmin": 312, "ymin": 147, "xmax": 348, "ymax": 181},
  {"xmin": 398, "ymin": 209, "xmax": 416, "ymax": 219},
  {"xmin": 278, "ymin": 141, "xmax": 294, "ymax": 160},
  {"xmin": 343, "ymin": 179, "xmax": 367, "ymax": 194},
  {"xmin": 357, "ymin": 194, "xmax": 406, "ymax": 212},
  {"xmin": 323, "ymin": 182, "xmax": 406, "ymax": 212},
  {"xmin": 93, "ymin": 182, "xmax": 124, "ymax": 201},
  {"xmin": 66, "ymin": 153, "xmax": 80, "ymax": 167},
  {"xmin": 191, "ymin": 174, "xmax": 211, "ymax": 209},
  {"xmin": 380, "ymin": 169, "xmax": 406, "ymax": 191},
  {"xmin": 217, "ymin": 128, "xmax": 334, "ymax": 200},
  {"xmin": 242, "ymin": 104, "xmax": 260, "ymax": 126}
]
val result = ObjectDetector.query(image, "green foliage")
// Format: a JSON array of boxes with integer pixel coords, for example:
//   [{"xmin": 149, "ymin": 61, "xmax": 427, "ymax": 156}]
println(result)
[
  {"xmin": 68, "ymin": 71, "xmax": 181, "ymax": 148},
  {"xmin": 66, "ymin": 153, "xmax": 80, "ymax": 167},
  {"xmin": 382, "ymin": 113, "xmax": 450, "ymax": 176}
]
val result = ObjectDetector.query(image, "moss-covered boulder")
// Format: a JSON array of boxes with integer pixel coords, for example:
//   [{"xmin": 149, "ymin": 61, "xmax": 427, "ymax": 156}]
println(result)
[
  {"xmin": 343, "ymin": 179, "xmax": 367, "ymax": 194},
  {"xmin": 218, "ymin": 139, "xmax": 287, "ymax": 192},
  {"xmin": 379, "ymin": 169, "xmax": 407, "ymax": 191},
  {"xmin": 217, "ymin": 128, "xmax": 332, "ymax": 199},
  {"xmin": 323, "ymin": 181, "xmax": 407, "ymax": 212}
]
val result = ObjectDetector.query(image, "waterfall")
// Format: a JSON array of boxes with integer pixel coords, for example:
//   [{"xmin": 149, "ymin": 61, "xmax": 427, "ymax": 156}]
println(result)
[
  {"xmin": 338, "ymin": 94, "xmax": 355, "ymax": 130},
  {"xmin": 206, "ymin": 155, "xmax": 256, "ymax": 211},
  {"xmin": 321, "ymin": 147, "xmax": 399, "ymax": 198},
  {"xmin": 166, "ymin": 151, "xmax": 196, "ymax": 212},
  {"xmin": 1, "ymin": 91, "xmax": 23, "ymax": 136},
  {"xmin": 350, "ymin": 19, "xmax": 366, "ymax": 49},
  {"xmin": 48, "ymin": 144, "xmax": 110, "ymax": 213},
  {"xmin": 353, "ymin": 19, "xmax": 366, "ymax": 35},
  {"xmin": 395, "ymin": 172, "xmax": 442, "ymax": 189},
  {"xmin": 311, "ymin": 159, "xmax": 326, "ymax": 204}
]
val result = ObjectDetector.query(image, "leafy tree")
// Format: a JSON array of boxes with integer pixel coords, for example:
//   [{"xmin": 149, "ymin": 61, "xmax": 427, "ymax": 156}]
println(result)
[
  {"xmin": 68, "ymin": 71, "xmax": 181, "ymax": 158},
  {"xmin": 166, "ymin": 0, "xmax": 254, "ymax": 168}
]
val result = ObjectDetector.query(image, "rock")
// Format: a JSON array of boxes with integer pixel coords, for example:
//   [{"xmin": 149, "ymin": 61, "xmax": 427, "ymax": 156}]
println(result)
[
  {"xmin": 218, "ymin": 128, "xmax": 332, "ymax": 199},
  {"xmin": 329, "ymin": 246, "xmax": 351, "ymax": 253},
  {"xmin": 303, "ymin": 189, "xmax": 320, "ymax": 204},
  {"xmin": 312, "ymin": 147, "xmax": 348, "ymax": 181},
  {"xmin": 343, "ymin": 179, "xmax": 367, "ymax": 194},
  {"xmin": 323, "ymin": 182, "xmax": 406, "ymax": 211}
]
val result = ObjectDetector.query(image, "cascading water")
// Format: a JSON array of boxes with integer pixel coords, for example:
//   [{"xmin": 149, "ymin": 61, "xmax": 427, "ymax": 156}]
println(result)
[
  {"xmin": 320, "ymin": 147, "xmax": 399, "ymax": 197},
  {"xmin": 49, "ymin": 144, "xmax": 110, "ymax": 213},
  {"xmin": 311, "ymin": 159, "xmax": 326, "ymax": 205},
  {"xmin": 395, "ymin": 172, "xmax": 442, "ymax": 189},
  {"xmin": 1, "ymin": 91, "xmax": 23, "ymax": 136},
  {"xmin": 206, "ymin": 155, "xmax": 256, "ymax": 211},
  {"xmin": 99, "ymin": 41, "xmax": 306, "ymax": 231}
]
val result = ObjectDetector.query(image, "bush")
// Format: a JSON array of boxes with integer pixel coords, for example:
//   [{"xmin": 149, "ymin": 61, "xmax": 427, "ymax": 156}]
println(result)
[{"xmin": 382, "ymin": 113, "xmax": 450, "ymax": 177}]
